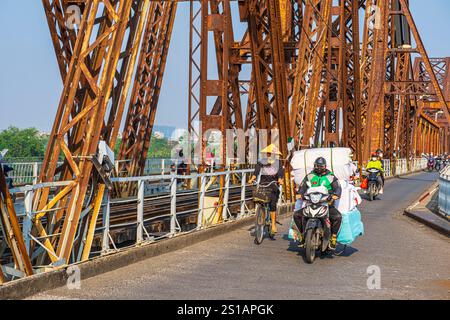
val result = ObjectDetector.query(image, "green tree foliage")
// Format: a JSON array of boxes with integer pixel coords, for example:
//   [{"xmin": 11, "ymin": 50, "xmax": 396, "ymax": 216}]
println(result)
[
  {"xmin": 0, "ymin": 127, "xmax": 175, "ymax": 161},
  {"xmin": 114, "ymin": 135, "xmax": 174, "ymax": 159},
  {"xmin": 148, "ymin": 136, "xmax": 174, "ymax": 159},
  {"xmin": 0, "ymin": 127, "xmax": 48, "ymax": 159}
]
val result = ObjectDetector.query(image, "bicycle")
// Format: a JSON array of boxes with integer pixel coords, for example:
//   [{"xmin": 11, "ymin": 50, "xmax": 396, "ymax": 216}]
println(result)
[{"xmin": 253, "ymin": 181, "xmax": 277, "ymax": 245}]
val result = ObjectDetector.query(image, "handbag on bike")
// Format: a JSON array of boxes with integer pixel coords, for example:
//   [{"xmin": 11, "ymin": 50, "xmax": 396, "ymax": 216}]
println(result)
[{"xmin": 252, "ymin": 186, "xmax": 272, "ymax": 204}]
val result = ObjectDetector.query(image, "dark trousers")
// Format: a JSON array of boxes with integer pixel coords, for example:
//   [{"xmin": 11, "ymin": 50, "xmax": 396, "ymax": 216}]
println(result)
[
  {"xmin": 293, "ymin": 206, "xmax": 342, "ymax": 235},
  {"xmin": 378, "ymin": 176, "xmax": 384, "ymax": 187}
]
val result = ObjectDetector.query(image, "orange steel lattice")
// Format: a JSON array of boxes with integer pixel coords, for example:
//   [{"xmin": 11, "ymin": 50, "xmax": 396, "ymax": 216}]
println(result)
[{"xmin": 0, "ymin": 0, "xmax": 448, "ymax": 281}]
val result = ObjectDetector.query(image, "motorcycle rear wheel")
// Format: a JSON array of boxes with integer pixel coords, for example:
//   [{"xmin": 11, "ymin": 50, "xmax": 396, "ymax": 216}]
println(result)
[{"xmin": 305, "ymin": 229, "xmax": 316, "ymax": 264}]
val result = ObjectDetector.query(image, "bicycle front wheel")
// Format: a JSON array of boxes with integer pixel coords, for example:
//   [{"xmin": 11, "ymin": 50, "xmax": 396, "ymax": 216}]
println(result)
[{"xmin": 254, "ymin": 204, "xmax": 266, "ymax": 245}]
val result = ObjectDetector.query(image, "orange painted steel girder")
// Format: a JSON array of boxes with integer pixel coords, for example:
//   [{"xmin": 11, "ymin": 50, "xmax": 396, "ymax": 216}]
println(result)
[
  {"xmin": 117, "ymin": 1, "xmax": 178, "ymax": 197},
  {"xmin": 34, "ymin": 0, "xmax": 137, "ymax": 264}
]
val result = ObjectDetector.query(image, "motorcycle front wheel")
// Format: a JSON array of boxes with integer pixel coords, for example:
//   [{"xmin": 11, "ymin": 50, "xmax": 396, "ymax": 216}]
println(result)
[
  {"xmin": 305, "ymin": 229, "xmax": 316, "ymax": 264},
  {"xmin": 368, "ymin": 187, "xmax": 374, "ymax": 201}
]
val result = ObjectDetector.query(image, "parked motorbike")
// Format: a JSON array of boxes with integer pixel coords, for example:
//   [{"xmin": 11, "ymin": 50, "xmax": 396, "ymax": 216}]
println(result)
[
  {"xmin": 300, "ymin": 186, "xmax": 332, "ymax": 264},
  {"xmin": 366, "ymin": 168, "xmax": 381, "ymax": 201}
]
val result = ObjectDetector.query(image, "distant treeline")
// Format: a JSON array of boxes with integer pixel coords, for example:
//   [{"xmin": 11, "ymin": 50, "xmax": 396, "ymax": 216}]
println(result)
[
  {"xmin": 0, "ymin": 126, "xmax": 173, "ymax": 162},
  {"xmin": 0, "ymin": 127, "xmax": 48, "ymax": 160}
]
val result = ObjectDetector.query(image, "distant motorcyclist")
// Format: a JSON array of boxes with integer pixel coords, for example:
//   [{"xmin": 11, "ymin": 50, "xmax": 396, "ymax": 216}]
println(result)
[
  {"xmin": 375, "ymin": 149, "xmax": 384, "ymax": 160},
  {"xmin": 293, "ymin": 157, "xmax": 342, "ymax": 251},
  {"xmin": 0, "ymin": 161, "xmax": 14, "ymax": 189},
  {"xmin": 436, "ymin": 155, "xmax": 445, "ymax": 171},
  {"xmin": 366, "ymin": 152, "xmax": 384, "ymax": 194}
]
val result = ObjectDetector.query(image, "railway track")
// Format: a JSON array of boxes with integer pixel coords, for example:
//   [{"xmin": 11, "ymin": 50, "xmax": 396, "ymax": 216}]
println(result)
[{"xmin": 1, "ymin": 183, "xmax": 254, "ymax": 264}]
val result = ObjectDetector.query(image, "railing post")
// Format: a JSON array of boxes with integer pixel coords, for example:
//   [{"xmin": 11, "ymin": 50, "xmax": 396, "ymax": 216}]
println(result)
[
  {"xmin": 22, "ymin": 188, "xmax": 34, "ymax": 254},
  {"xmin": 102, "ymin": 189, "xmax": 110, "ymax": 253},
  {"xmin": 383, "ymin": 159, "xmax": 391, "ymax": 177},
  {"xmin": 170, "ymin": 175, "xmax": 177, "ymax": 236},
  {"xmin": 443, "ymin": 169, "xmax": 450, "ymax": 217},
  {"xmin": 197, "ymin": 175, "xmax": 206, "ymax": 229},
  {"xmin": 239, "ymin": 172, "xmax": 247, "ymax": 219},
  {"xmin": 33, "ymin": 162, "xmax": 38, "ymax": 185},
  {"xmin": 222, "ymin": 171, "xmax": 230, "ymax": 221},
  {"xmin": 137, "ymin": 180, "xmax": 144, "ymax": 243}
]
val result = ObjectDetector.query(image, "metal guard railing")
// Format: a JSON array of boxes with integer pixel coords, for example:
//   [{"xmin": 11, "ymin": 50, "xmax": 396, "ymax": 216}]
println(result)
[
  {"xmin": 7, "ymin": 169, "xmax": 265, "ymax": 275},
  {"xmin": 438, "ymin": 166, "xmax": 450, "ymax": 218},
  {"xmin": 1, "ymin": 158, "xmax": 428, "ymax": 281},
  {"xmin": 6, "ymin": 158, "xmax": 174, "ymax": 185}
]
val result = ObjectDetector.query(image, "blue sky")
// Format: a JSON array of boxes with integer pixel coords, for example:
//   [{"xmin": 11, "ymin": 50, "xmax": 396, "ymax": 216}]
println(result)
[{"xmin": 0, "ymin": 0, "xmax": 449, "ymax": 132}]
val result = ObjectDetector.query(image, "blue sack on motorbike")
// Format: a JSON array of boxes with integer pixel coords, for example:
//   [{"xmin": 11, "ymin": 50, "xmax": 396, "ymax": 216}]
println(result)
[{"xmin": 337, "ymin": 208, "xmax": 364, "ymax": 245}]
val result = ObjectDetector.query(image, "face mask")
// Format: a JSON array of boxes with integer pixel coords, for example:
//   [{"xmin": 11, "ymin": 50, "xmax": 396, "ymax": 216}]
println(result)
[
  {"xmin": 372, "ymin": 157, "xmax": 378, "ymax": 162},
  {"xmin": 315, "ymin": 166, "xmax": 325, "ymax": 174}
]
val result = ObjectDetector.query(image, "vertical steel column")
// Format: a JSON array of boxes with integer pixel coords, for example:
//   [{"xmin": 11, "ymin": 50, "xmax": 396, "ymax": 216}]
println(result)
[
  {"xmin": 117, "ymin": 1, "xmax": 178, "ymax": 197},
  {"xmin": 290, "ymin": 0, "xmax": 332, "ymax": 148},
  {"xmin": 245, "ymin": 0, "xmax": 291, "ymax": 200},
  {"xmin": 341, "ymin": 0, "xmax": 362, "ymax": 163}
]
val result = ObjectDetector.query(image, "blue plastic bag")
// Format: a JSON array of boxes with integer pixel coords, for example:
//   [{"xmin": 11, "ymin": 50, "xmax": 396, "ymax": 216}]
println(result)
[
  {"xmin": 288, "ymin": 218, "xmax": 300, "ymax": 241},
  {"xmin": 337, "ymin": 208, "xmax": 364, "ymax": 245}
]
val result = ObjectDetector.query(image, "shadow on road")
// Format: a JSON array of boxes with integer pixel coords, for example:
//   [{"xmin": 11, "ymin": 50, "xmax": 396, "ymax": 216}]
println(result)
[
  {"xmin": 396, "ymin": 176, "xmax": 437, "ymax": 182},
  {"xmin": 282, "ymin": 234, "xmax": 359, "ymax": 263},
  {"xmin": 360, "ymin": 193, "xmax": 383, "ymax": 201}
]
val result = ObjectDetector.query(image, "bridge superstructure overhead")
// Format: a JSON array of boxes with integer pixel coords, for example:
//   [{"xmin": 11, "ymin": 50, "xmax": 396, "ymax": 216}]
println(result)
[{"xmin": 0, "ymin": 0, "xmax": 449, "ymax": 282}]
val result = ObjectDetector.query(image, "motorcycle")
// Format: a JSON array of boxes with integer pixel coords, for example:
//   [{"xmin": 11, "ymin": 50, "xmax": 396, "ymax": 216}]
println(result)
[
  {"xmin": 434, "ymin": 159, "xmax": 443, "ymax": 172},
  {"xmin": 366, "ymin": 168, "xmax": 381, "ymax": 201},
  {"xmin": 427, "ymin": 158, "xmax": 435, "ymax": 172},
  {"xmin": 300, "ymin": 186, "xmax": 332, "ymax": 264}
]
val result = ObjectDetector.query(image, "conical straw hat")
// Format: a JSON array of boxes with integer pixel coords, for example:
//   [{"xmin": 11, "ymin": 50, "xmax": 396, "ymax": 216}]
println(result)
[{"xmin": 260, "ymin": 144, "xmax": 282, "ymax": 156}]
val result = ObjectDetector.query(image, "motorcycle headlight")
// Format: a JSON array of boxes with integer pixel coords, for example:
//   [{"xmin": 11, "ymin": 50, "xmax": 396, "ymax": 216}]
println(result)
[{"xmin": 310, "ymin": 193, "xmax": 322, "ymax": 204}]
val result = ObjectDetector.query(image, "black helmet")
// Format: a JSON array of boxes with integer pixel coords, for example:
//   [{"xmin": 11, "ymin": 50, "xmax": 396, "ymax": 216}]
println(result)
[
  {"xmin": 376, "ymin": 149, "xmax": 383, "ymax": 154},
  {"xmin": 314, "ymin": 157, "xmax": 327, "ymax": 167},
  {"xmin": 314, "ymin": 157, "xmax": 327, "ymax": 174}
]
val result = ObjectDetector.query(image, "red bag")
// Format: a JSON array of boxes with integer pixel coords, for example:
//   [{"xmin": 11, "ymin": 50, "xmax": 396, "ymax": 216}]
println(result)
[{"xmin": 360, "ymin": 178, "xmax": 368, "ymax": 190}]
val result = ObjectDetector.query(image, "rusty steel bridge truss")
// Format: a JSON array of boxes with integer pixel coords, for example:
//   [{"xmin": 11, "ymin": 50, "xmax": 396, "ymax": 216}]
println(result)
[{"xmin": 0, "ymin": 0, "xmax": 449, "ymax": 282}]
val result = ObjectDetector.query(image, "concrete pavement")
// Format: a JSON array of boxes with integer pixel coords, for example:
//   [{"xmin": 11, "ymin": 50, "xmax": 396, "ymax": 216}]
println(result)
[{"xmin": 28, "ymin": 172, "xmax": 450, "ymax": 300}]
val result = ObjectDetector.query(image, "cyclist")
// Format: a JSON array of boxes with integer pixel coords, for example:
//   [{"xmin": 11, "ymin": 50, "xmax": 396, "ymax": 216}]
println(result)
[{"xmin": 249, "ymin": 144, "xmax": 284, "ymax": 238}]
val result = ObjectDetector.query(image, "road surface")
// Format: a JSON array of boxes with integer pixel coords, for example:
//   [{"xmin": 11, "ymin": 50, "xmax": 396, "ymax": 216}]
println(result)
[{"xmin": 29, "ymin": 172, "xmax": 449, "ymax": 300}]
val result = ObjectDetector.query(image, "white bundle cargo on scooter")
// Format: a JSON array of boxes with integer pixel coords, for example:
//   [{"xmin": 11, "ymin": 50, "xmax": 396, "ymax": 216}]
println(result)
[
  {"xmin": 289, "ymin": 148, "xmax": 364, "ymax": 247},
  {"xmin": 291, "ymin": 147, "xmax": 361, "ymax": 213},
  {"xmin": 291, "ymin": 147, "xmax": 355, "ymax": 184}
]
